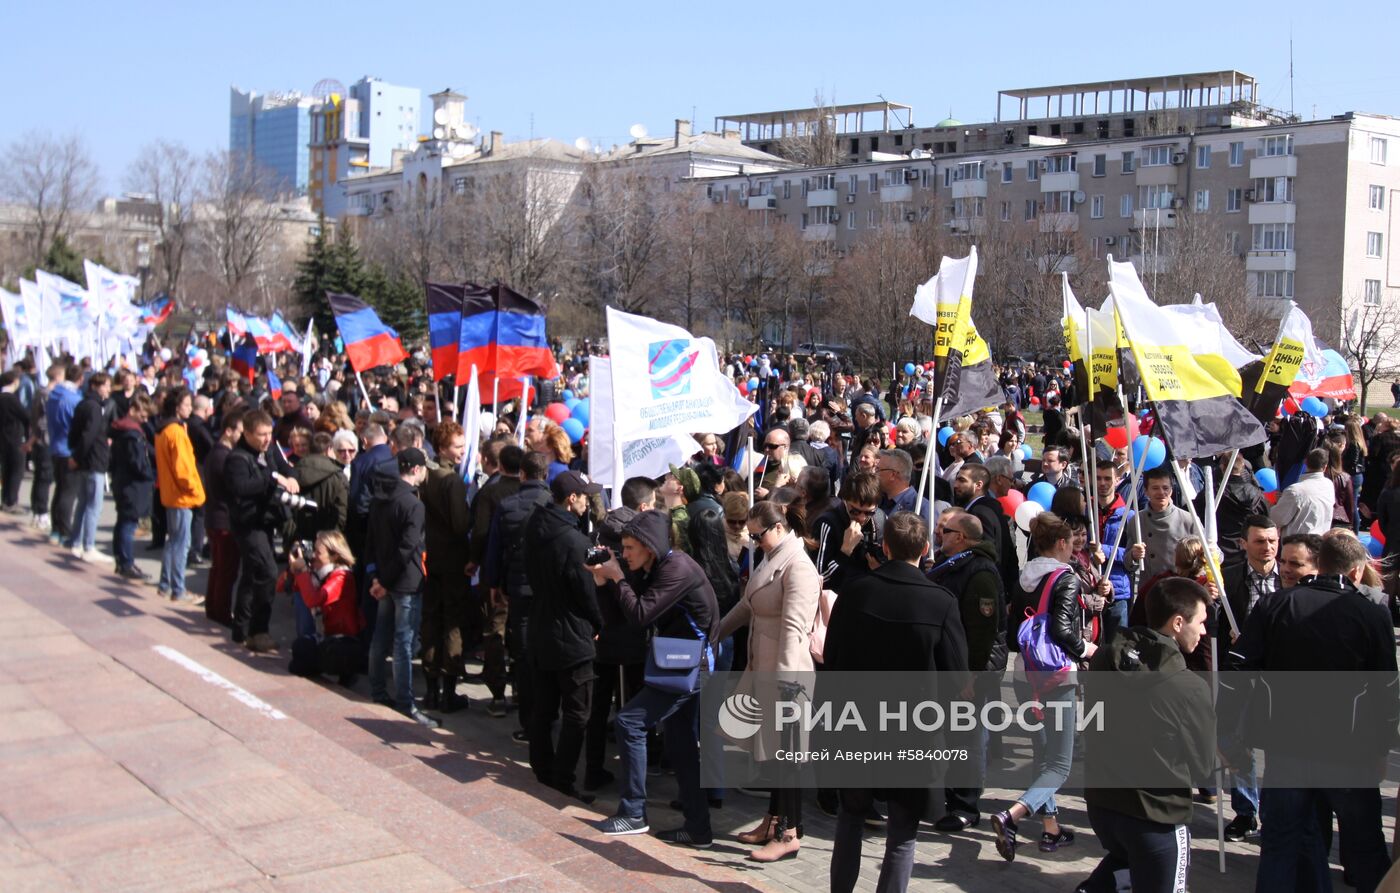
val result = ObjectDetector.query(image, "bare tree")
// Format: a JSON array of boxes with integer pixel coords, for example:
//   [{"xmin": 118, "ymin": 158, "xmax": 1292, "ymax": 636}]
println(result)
[
  {"xmin": 655, "ymin": 190, "xmax": 710, "ymax": 331},
  {"xmin": 124, "ymin": 140, "xmax": 197, "ymax": 296},
  {"xmin": 361, "ymin": 175, "xmax": 447, "ymax": 286},
  {"xmin": 1150, "ymin": 208, "xmax": 1276, "ymax": 339},
  {"xmin": 574, "ymin": 165, "xmax": 673, "ymax": 314},
  {"xmin": 771, "ymin": 92, "xmax": 843, "ymax": 168},
  {"xmin": 190, "ymin": 151, "xmax": 291, "ymax": 311},
  {"xmin": 1, "ymin": 131, "xmax": 99, "ymax": 269},
  {"xmin": 473, "ymin": 165, "xmax": 574, "ymax": 301},
  {"xmin": 1339, "ymin": 297, "xmax": 1400, "ymax": 410},
  {"xmin": 825, "ymin": 223, "xmax": 932, "ymax": 376}
]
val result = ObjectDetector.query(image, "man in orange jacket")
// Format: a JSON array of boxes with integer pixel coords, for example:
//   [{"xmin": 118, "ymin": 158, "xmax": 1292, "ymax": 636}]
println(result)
[{"xmin": 155, "ymin": 387, "xmax": 206, "ymax": 603}]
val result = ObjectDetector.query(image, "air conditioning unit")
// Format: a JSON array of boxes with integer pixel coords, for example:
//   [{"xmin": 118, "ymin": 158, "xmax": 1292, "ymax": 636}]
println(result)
[
  {"xmin": 1170, "ymin": 197, "xmax": 1185, "ymax": 209},
  {"xmin": 1104, "ymin": 236, "xmax": 1118, "ymax": 246},
  {"xmin": 830, "ymin": 212, "xmax": 841, "ymax": 223},
  {"xmin": 710, "ymin": 192, "xmax": 723, "ymax": 203},
  {"xmin": 1171, "ymin": 152, "xmax": 1187, "ymax": 165},
  {"xmin": 845, "ymin": 194, "xmax": 856, "ymax": 204},
  {"xmin": 1244, "ymin": 188, "xmax": 1256, "ymax": 202},
  {"xmin": 1037, "ymin": 160, "xmax": 1049, "ymax": 171},
  {"xmin": 905, "ymin": 211, "xmax": 917, "ymax": 221}
]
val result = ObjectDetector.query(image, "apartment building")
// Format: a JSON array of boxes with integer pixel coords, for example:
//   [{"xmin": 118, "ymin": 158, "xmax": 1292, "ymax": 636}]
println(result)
[{"xmin": 705, "ymin": 72, "xmax": 1400, "ymax": 344}]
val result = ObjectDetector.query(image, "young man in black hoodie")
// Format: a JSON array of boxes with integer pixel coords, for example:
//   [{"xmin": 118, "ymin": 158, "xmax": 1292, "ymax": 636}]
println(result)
[
  {"xmin": 588, "ymin": 508, "xmax": 719, "ymax": 848},
  {"xmin": 1078, "ymin": 577, "xmax": 1215, "ymax": 893},
  {"xmin": 67, "ymin": 372, "xmax": 112, "ymax": 561},
  {"xmin": 524, "ymin": 470, "xmax": 603, "ymax": 802},
  {"xmin": 366, "ymin": 447, "xmax": 437, "ymax": 729}
]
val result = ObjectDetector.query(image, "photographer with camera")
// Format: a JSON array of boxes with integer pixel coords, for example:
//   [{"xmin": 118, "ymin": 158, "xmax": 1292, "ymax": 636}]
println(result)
[
  {"xmin": 287, "ymin": 531, "xmax": 363, "ymax": 684},
  {"xmin": 223, "ymin": 409, "xmax": 298, "ymax": 653}
]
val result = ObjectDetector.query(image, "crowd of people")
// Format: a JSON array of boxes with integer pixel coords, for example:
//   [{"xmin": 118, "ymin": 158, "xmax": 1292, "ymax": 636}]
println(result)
[{"xmin": 0, "ymin": 336, "xmax": 1396, "ymax": 893}]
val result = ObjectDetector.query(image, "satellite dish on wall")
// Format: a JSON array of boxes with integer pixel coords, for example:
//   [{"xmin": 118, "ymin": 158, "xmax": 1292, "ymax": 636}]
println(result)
[
  {"xmin": 451, "ymin": 143, "xmax": 471, "ymax": 158},
  {"xmin": 433, "ymin": 108, "xmax": 449, "ymax": 126},
  {"xmin": 1073, "ymin": 190, "xmax": 1086, "ymax": 203},
  {"xmin": 628, "ymin": 123, "xmax": 648, "ymax": 139},
  {"xmin": 574, "ymin": 136, "xmax": 592, "ymax": 152},
  {"xmin": 433, "ymin": 127, "xmax": 446, "ymax": 140},
  {"xmin": 454, "ymin": 122, "xmax": 478, "ymax": 141}
]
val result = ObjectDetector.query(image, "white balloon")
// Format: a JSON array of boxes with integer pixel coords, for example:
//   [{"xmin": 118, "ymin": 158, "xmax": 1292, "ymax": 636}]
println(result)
[
  {"xmin": 196, "ymin": 348, "xmax": 209, "ymax": 360},
  {"xmin": 1013, "ymin": 500, "xmax": 1044, "ymax": 532},
  {"xmin": 159, "ymin": 348, "xmax": 172, "ymax": 362}
]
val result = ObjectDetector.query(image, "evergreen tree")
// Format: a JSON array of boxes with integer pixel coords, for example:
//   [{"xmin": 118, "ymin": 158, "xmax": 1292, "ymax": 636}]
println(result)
[
  {"xmin": 24, "ymin": 234, "xmax": 92, "ymax": 285},
  {"xmin": 365, "ymin": 265, "xmax": 426, "ymax": 347},
  {"xmin": 293, "ymin": 220, "xmax": 368, "ymax": 335}
]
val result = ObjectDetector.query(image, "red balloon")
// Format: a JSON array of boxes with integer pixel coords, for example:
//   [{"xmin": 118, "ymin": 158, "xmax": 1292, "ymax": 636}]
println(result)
[
  {"xmin": 1264, "ymin": 491, "xmax": 1279, "ymax": 505},
  {"xmin": 1282, "ymin": 397, "xmax": 1300, "ymax": 415},
  {"xmin": 1029, "ymin": 396, "xmax": 1041, "ymax": 407},
  {"xmin": 737, "ymin": 381, "xmax": 748, "ymax": 396},
  {"xmin": 1371, "ymin": 520, "xmax": 1386, "ymax": 546},
  {"xmin": 1103, "ymin": 415, "xmax": 1140, "ymax": 451},
  {"xmin": 998, "ymin": 490, "xmax": 1025, "ymax": 516},
  {"xmin": 544, "ymin": 402, "xmax": 571, "ymax": 424}
]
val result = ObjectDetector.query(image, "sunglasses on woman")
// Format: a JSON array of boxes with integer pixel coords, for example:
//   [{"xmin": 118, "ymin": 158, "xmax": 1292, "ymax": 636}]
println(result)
[{"xmin": 748, "ymin": 523, "xmax": 778, "ymax": 543}]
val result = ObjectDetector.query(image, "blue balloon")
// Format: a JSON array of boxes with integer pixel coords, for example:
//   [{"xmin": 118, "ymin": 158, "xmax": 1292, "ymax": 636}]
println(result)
[
  {"xmin": 1253, "ymin": 467, "xmax": 1278, "ymax": 493},
  {"xmin": 570, "ymin": 399, "xmax": 590, "ymax": 427},
  {"xmin": 1028, "ymin": 481, "xmax": 1057, "ymax": 510},
  {"xmin": 1131, "ymin": 435, "xmax": 1166, "ymax": 471},
  {"xmin": 1019, "ymin": 445, "xmax": 1033, "ymax": 461},
  {"xmin": 561, "ymin": 418, "xmax": 585, "ymax": 443},
  {"xmin": 937, "ymin": 427, "xmax": 953, "ymax": 447},
  {"xmin": 748, "ymin": 377, "xmax": 760, "ymax": 391},
  {"xmin": 904, "ymin": 362, "xmax": 916, "ymax": 375},
  {"xmin": 564, "ymin": 397, "xmax": 580, "ymax": 412},
  {"xmin": 1302, "ymin": 396, "xmax": 1328, "ymax": 418},
  {"xmin": 561, "ymin": 389, "xmax": 575, "ymax": 401},
  {"xmin": 1362, "ymin": 532, "xmax": 1384, "ymax": 558},
  {"xmin": 749, "ymin": 358, "xmax": 759, "ymax": 368}
]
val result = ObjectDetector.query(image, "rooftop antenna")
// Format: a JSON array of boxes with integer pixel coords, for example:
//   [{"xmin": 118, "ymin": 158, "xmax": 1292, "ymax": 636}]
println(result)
[
  {"xmin": 877, "ymin": 93, "xmax": 908, "ymax": 128},
  {"xmin": 1289, "ymin": 25, "xmax": 1296, "ymax": 117}
]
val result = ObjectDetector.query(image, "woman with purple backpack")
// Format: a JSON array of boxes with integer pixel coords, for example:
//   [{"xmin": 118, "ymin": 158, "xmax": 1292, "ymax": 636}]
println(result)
[{"xmin": 991, "ymin": 511, "xmax": 1099, "ymax": 863}]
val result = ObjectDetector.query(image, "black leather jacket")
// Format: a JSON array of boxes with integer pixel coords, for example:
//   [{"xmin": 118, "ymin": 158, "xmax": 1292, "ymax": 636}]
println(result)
[{"xmin": 1020, "ymin": 561, "xmax": 1090, "ymax": 660}]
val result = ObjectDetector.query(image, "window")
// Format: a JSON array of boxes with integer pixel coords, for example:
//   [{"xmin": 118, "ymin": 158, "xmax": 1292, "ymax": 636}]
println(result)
[
  {"xmin": 1253, "ymin": 271, "xmax": 1295, "ymax": 298},
  {"xmin": 1196, "ymin": 145, "xmax": 1211, "ymax": 169},
  {"xmin": 1229, "ymin": 141, "xmax": 1244, "ymax": 166},
  {"xmin": 1368, "ymin": 232, "xmax": 1384, "ymax": 257},
  {"xmin": 1045, "ymin": 154, "xmax": 1076, "ymax": 173},
  {"xmin": 953, "ymin": 161, "xmax": 985, "ymax": 181},
  {"xmin": 849, "ymin": 174, "xmax": 858, "ymax": 193},
  {"xmin": 1025, "ymin": 199, "xmax": 1039, "ymax": 221},
  {"xmin": 1251, "ymin": 177, "xmax": 1294, "ymax": 203},
  {"xmin": 1143, "ymin": 145, "xmax": 1173, "ymax": 166},
  {"xmin": 1226, "ymin": 188, "xmax": 1243, "ymax": 212},
  {"xmin": 1365, "ymin": 279, "xmax": 1382, "ymax": 305},
  {"xmin": 783, "ymin": 180, "xmax": 791, "ymax": 199},
  {"xmin": 999, "ymin": 200, "xmax": 1011, "ymax": 221},
  {"xmin": 1138, "ymin": 184, "xmax": 1175, "ymax": 209},
  {"xmin": 1027, "ymin": 160, "xmax": 1039, "ymax": 181},
  {"xmin": 867, "ymin": 208, "xmax": 877, "ymax": 228},
  {"xmin": 1043, "ymin": 191, "xmax": 1075, "ymax": 213},
  {"xmin": 1121, "ymin": 151, "xmax": 1136, "ymax": 173},
  {"xmin": 800, "ymin": 212, "xmax": 808, "ymax": 230},
  {"xmin": 869, "ymin": 173, "xmax": 879, "ymax": 191},
  {"xmin": 1001, "ymin": 162, "xmax": 1013, "ymax": 183},
  {"xmin": 869, "ymin": 136, "xmax": 879, "ymax": 151},
  {"xmin": 850, "ymin": 138, "xmax": 859, "ymax": 154},
  {"xmin": 1120, "ymin": 194, "xmax": 1133, "ymax": 217},
  {"xmin": 1224, "ymin": 231, "xmax": 1241, "ymax": 254},
  {"xmin": 1370, "ymin": 185, "xmax": 1386, "ymax": 210},
  {"xmin": 1195, "ymin": 189, "xmax": 1210, "ymax": 212},
  {"xmin": 451, "ymin": 177, "xmax": 468, "ymax": 195},
  {"xmin": 1090, "ymin": 195, "xmax": 1104, "ymax": 219},
  {"xmin": 920, "ymin": 169, "xmax": 930, "ymax": 189},
  {"xmin": 801, "ymin": 179, "xmax": 808, "ymax": 197},
  {"xmin": 1093, "ymin": 154, "xmax": 1107, "ymax": 177},
  {"xmin": 1259, "ymin": 135, "xmax": 1293, "ymax": 157},
  {"xmin": 1371, "ymin": 137, "xmax": 1388, "ymax": 165},
  {"xmin": 953, "ymin": 197, "xmax": 985, "ymax": 218},
  {"xmin": 1251, "ymin": 222, "xmax": 1295, "ymax": 251}
]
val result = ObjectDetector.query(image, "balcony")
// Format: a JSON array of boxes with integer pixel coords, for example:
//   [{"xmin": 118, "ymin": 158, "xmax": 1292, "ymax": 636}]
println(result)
[
  {"xmin": 1249, "ymin": 154, "xmax": 1298, "ymax": 179},
  {"xmin": 746, "ymin": 194, "xmax": 777, "ymax": 211},
  {"xmin": 1039, "ymin": 212, "xmax": 1080, "ymax": 233},
  {"xmin": 880, "ymin": 184, "xmax": 913, "ymax": 203},
  {"xmin": 1246, "ymin": 249, "xmax": 1297, "ymax": 272},
  {"xmin": 803, "ymin": 223, "xmax": 836, "ymax": 241},
  {"xmin": 950, "ymin": 179, "xmax": 987, "ymax": 199},
  {"xmin": 946, "ymin": 218, "xmax": 987, "ymax": 237},
  {"xmin": 1247, "ymin": 202, "xmax": 1296, "ymax": 225},
  {"xmin": 1129, "ymin": 254, "xmax": 1172, "ymax": 274},
  {"xmin": 1131, "ymin": 208, "xmax": 1178, "ymax": 230},
  {"xmin": 806, "ymin": 189, "xmax": 837, "ymax": 208},
  {"xmin": 1041, "ymin": 171, "xmax": 1080, "ymax": 194}
]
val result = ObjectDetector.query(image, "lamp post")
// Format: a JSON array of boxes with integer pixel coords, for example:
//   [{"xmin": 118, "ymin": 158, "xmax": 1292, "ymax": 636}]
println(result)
[{"xmin": 136, "ymin": 240, "xmax": 151, "ymax": 300}]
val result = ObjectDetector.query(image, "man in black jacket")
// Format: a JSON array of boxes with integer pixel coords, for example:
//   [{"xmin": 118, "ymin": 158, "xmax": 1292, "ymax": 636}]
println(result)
[
  {"xmin": 1225, "ymin": 533, "xmax": 1399, "ymax": 893},
  {"xmin": 1079, "ymin": 578, "xmax": 1215, "ymax": 893},
  {"xmin": 366, "ymin": 447, "xmax": 436, "ymax": 729},
  {"xmin": 588, "ymin": 508, "xmax": 719, "ymax": 848},
  {"xmin": 0, "ymin": 371, "xmax": 28, "ymax": 513},
  {"xmin": 222, "ymin": 409, "xmax": 297, "ymax": 651},
  {"xmin": 482, "ymin": 450, "xmax": 550, "ymax": 725},
  {"xmin": 824, "ymin": 511, "xmax": 968, "ymax": 893},
  {"xmin": 954, "ymin": 463, "xmax": 1016, "ymax": 589},
  {"xmin": 524, "ymin": 470, "xmax": 603, "ymax": 802},
  {"xmin": 812, "ymin": 470, "xmax": 885, "ymax": 592},
  {"xmin": 67, "ymin": 372, "xmax": 112, "ymax": 561}
]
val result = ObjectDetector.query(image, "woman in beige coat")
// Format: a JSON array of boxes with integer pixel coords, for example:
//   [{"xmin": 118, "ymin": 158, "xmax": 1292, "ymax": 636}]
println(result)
[{"xmin": 716, "ymin": 500, "xmax": 820, "ymax": 862}]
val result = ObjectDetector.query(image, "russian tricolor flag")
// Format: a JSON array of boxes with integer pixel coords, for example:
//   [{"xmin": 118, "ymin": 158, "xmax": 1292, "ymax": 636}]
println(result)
[
  {"xmin": 139, "ymin": 294, "xmax": 173, "ymax": 327},
  {"xmin": 246, "ymin": 315, "xmax": 278, "ymax": 353},
  {"xmin": 226, "ymin": 306, "xmax": 248, "ymax": 339},
  {"xmin": 269, "ymin": 311, "xmax": 299, "ymax": 353},
  {"xmin": 327, "ymin": 291, "xmax": 408, "ymax": 373}
]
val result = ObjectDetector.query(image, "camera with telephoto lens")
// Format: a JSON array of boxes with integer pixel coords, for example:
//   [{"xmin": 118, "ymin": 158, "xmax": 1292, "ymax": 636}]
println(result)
[
  {"xmin": 277, "ymin": 488, "xmax": 318, "ymax": 512},
  {"xmin": 292, "ymin": 540, "xmax": 315, "ymax": 560},
  {"xmin": 585, "ymin": 546, "xmax": 613, "ymax": 567}
]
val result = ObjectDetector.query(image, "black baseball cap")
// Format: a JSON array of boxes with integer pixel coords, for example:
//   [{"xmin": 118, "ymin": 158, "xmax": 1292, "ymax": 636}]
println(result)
[
  {"xmin": 551, "ymin": 470, "xmax": 603, "ymax": 500},
  {"xmin": 397, "ymin": 447, "xmax": 428, "ymax": 473}
]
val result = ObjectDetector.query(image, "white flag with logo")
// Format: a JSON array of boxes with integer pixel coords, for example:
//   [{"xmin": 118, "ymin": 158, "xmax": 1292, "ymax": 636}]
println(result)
[
  {"xmin": 588, "ymin": 355, "xmax": 701, "ymax": 486},
  {"xmin": 604, "ymin": 307, "xmax": 756, "ymax": 441}
]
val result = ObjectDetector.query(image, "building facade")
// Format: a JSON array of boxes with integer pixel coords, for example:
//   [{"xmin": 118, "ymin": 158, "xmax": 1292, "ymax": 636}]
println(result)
[
  {"xmin": 309, "ymin": 77, "xmax": 422, "ymax": 217},
  {"xmin": 229, "ymin": 87, "xmax": 316, "ymax": 195}
]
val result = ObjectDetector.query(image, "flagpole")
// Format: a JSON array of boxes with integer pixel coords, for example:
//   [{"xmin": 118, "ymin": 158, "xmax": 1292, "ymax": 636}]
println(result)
[
  {"xmin": 452, "ymin": 382, "xmax": 459, "ymax": 420},
  {"xmin": 1201, "ymin": 465, "xmax": 1229, "ymax": 874},
  {"xmin": 746, "ymin": 434, "xmax": 756, "ymax": 573},
  {"xmin": 1081, "ymin": 291, "xmax": 1099, "ymax": 541},
  {"xmin": 492, "ymin": 376, "xmax": 500, "ymax": 422},
  {"xmin": 610, "ymin": 359, "xmax": 625, "ymax": 510},
  {"xmin": 914, "ymin": 395, "xmax": 944, "ymax": 529},
  {"xmin": 355, "ymin": 370, "xmax": 375, "ymax": 412}
]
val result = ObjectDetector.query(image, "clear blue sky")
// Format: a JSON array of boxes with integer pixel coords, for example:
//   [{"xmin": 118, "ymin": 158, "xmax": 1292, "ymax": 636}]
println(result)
[{"xmin": 5, "ymin": 0, "xmax": 1398, "ymax": 192}]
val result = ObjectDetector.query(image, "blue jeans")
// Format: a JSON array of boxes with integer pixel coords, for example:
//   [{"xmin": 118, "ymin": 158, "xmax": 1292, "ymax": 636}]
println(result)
[
  {"xmin": 1101, "ymin": 599, "xmax": 1130, "ymax": 643},
  {"xmin": 1230, "ymin": 751, "xmax": 1259, "ymax": 820},
  {"xmin": 113, "ymin": 510, "xmax": 138, "ymax": 569},
  {"xmin": 1351, "ymin": 472, "xmax": 1364, "ymax": 532},
  {"xmin": 69, "ymin": 471, "xmax": 103, "ymax": 550},
  {"xmin": 615, "ymin": 684, "xmax": 710, "ymax": 837},
  {"xmin": 293, "ymin": 591, "xmax": 317, "ymax": 640},
  {"xmin": 369, "ymin": 590, "xmax": 421, "ymax": 710},
  {"xmin": 1015, "ymin": 682, "xmax": 1077, "ymax": 817},
  {"xmin": 159, "ymin": 507, "xmax": 192, "ymax": 596}
]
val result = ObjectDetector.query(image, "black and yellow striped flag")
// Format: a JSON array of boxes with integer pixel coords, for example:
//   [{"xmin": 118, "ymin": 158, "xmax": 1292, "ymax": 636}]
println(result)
[{"xmin": 910, "ymin": 246, "xmax": 1002, "ymax": 418}]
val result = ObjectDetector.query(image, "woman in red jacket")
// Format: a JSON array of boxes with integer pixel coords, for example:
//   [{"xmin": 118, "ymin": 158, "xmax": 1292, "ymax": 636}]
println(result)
[{"xmin": 288, "ymin": 530, "xmax": 363, "ymax": 681}]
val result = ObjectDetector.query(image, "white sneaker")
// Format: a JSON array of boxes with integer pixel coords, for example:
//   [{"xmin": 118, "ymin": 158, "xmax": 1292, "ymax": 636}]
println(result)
[
  {"xmin": 82, "ymin": 549, "xmax": 105, "ymax": 564},
  {"xmin": 70, "ymin": 544, "xmax": 84, "ymax": 559},
  {"xmin": 36, "ymin": 514, "xmax": 50, "ymax": 533}
]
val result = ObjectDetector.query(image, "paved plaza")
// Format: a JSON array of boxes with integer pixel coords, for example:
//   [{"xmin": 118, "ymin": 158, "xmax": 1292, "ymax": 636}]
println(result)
[{"xmin": 0, "ymin": 507, "xmax": 1386, "ymax": 892}]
